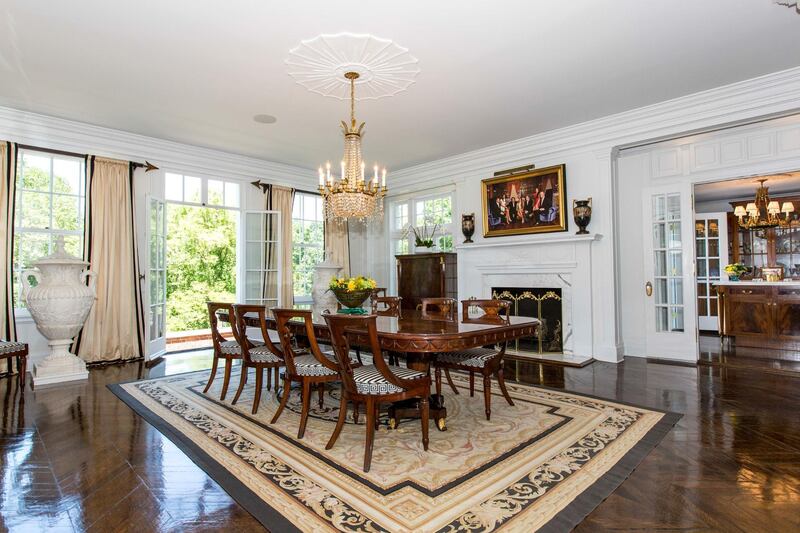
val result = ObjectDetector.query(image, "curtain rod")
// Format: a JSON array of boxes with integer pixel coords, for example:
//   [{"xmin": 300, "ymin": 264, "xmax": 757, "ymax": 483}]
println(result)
[{"xmin": 17, "ymin": 143, "xmax": 158, "ymax": 171}]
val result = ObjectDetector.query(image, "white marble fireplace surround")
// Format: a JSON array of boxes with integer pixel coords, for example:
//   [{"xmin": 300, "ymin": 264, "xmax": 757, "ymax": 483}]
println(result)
[{"xmin": 456, "ymin": 233, "xmax": 600, "ymax": 360}]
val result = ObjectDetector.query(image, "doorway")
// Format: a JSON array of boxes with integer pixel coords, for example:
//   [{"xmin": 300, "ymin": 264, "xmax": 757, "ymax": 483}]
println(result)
[{"xmin": 164, "ymin": 203, "xmax": 239, "ymax": 352}]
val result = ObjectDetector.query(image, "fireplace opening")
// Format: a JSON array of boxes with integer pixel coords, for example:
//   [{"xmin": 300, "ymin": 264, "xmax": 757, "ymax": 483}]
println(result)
[{"xmin": 492, "ymin": 287, "xmax": 563, "ymax": 354}]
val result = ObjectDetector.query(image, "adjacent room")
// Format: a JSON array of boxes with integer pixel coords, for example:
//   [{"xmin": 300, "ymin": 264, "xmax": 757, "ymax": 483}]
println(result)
[{"xmin": 1, "ymin": 2, "xmax": 800, "ymax": 532}]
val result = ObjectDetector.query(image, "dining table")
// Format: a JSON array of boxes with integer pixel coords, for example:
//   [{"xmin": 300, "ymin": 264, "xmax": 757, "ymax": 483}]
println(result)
[{"xmin": 227, "ymin": 308, "xmax": 540, "ymax": 431}]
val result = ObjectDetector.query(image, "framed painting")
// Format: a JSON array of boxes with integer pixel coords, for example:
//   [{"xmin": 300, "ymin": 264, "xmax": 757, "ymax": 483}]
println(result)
[{"xmin": 481, "ymin": 164, "xmax": 567, "ymax": 237}]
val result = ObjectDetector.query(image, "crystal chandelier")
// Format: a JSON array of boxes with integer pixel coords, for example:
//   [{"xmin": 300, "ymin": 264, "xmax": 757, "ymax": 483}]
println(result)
[
  {"xmin": 318, "ymin": 72, "xmax": 387, "ymax": 222},
  {"xmin": 733, "ymin": 179, "xmax": 796, "ymax": 229}
]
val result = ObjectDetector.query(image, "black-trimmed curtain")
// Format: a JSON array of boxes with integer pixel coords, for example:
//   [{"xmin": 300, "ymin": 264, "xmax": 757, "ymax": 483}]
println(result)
[
  {"xmin": 76, "ymin": 156, "xmax": 144, "ymax": 363},
  {"xmin": 0, "ymin": 141, "xmax": 17, "ymax": 374},
  {"xmin": 262, "ymin": 184, "xmax": 295, "ymax": 307}
]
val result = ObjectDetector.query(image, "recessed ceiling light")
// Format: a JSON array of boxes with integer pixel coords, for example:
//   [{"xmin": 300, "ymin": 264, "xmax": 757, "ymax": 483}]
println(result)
[{"xmin": 253, "ymin": 114, "xmax": 277, "ymax": 124}]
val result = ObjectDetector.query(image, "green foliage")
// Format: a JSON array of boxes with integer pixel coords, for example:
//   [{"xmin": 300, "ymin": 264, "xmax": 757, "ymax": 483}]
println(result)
[
  {"xmin": 166, "ymin": 205, "xmax": 237, "ymax": 332},
  {"xmin": 13, "ymin": 161, "xmax": 84, "ymax": 307},
  {"xmin": 292, "ymin": 218, "xmax": 324, "ymax": 298}
]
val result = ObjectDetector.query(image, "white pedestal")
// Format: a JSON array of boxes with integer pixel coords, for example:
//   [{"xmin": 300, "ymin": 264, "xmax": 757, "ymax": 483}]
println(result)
[{"xmin": 32, "ymin": 339, "xmax": 89, "ymax": 386}]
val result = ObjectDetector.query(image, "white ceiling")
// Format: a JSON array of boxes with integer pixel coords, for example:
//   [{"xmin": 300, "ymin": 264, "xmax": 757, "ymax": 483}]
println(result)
[
  {"xmin": 695, "ymin": 172, "xmax": 800, "ymax": 203},
  {"xmin": 2, "ymin": 1, "xmax": 800, "ymax": 172}
]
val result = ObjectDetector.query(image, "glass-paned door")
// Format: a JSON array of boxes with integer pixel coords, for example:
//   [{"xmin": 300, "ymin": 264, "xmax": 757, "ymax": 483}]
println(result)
[
  {"xmin": 695, "ymin": 213, "xmax": 729, "ymax": 331},
  {"xmin": 243, "ymin": 210, "xmax": 281, "ymax": 307},
  {"xmin": 642, "ymin": 184, "xmax": 698, "ymax": 360},
  {"xmin": 148, "ymin": 197, "xmax": 167, "ymax": 356}
]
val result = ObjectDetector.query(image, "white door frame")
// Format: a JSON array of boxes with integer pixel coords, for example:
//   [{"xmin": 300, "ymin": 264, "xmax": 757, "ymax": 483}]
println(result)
[
  {"xmin": 694, "ymin": 211, "xmax": 730, "ymax": 332},
  {"xmin": 641, "ymin": 182, "xmax": 699, "ymax": 361}
]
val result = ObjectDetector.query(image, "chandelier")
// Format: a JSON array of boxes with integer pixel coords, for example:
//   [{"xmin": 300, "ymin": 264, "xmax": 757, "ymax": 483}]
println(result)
[
  {"xmin": 733, "ymin": 179, "xmax": 796, "ymax": 229},
  {"xmin": 318, "ymin": 72, "xmax": 387, "ymax": 222}
]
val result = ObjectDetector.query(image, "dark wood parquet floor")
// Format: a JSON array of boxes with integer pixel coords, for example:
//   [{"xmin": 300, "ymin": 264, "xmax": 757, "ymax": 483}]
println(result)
[{"xmin": 1, "ymin": 351, "xmax": 799, "ymax": 532}]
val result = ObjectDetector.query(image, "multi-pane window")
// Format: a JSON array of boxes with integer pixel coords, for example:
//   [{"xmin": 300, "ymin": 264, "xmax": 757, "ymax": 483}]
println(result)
[
  {"xmin": 13, "ymin": 149, "xmax": 86, "ymax": 307},
  {"xmin": 292, "ymin": 192, "xmax": 324, "ymax": 304},
  {"xmin": 165, "ymin": 172, "xmax": 240, "ymax": 208},
  {"xmin": 388, "ymin": 191, "xmax": 455, "ymax": 290}
]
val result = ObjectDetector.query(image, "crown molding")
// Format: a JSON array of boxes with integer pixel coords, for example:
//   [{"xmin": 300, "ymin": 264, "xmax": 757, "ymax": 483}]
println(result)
[
  {"xmin": 390, "ymin": 67, "xmax": 800, "ymax": 188},
  {"xmin": 0, "ymin": 106, "xmax": 316, "ymax": 189}
]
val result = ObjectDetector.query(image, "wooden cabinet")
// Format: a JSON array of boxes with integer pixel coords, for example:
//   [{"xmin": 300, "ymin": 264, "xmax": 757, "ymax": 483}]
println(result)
[
  {"xmin": 718, "ymin": 283, "xmax": 800, "ymax": 349},
  {"xmin": 396, "ymin": 253, "xmax": 457, "ymax": 310}
]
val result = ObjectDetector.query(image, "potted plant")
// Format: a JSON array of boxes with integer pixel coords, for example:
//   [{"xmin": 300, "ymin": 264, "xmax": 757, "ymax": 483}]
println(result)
[
  {"xmin": 403, "ymin": 223, "xmax": 439, "ymax": 253},
  {"xmin": 724, "ymin": 263, "xmax": 748, "ymax": 281},
  {"xmin": 328, "ymin": 275, "xmax": 378, "ymax": 314}
]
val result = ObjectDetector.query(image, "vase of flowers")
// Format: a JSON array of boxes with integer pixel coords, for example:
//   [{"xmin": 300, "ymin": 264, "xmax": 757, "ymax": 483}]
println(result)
[
  {"xmin": 329, "ymin": 275, "xmax": 377, "ymax": 314},
  {"xmin": 724, "ymin": 263, "xmax": 748, "ymax": 281},
  {"xmin": 403, "ymin": 223, "xmax": 439, "ymax": 253}
]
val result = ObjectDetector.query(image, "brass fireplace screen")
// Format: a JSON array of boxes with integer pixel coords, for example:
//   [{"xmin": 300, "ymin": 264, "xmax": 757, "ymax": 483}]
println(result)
[{"xmin": 491, "ymin": 288, "xmax": 563, "ymax": 354}]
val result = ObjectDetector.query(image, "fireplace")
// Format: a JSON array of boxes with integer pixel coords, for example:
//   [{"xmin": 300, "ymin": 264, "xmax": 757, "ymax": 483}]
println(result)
[{"xmin": 492, "ymin": 287, "xmax": 563, "ymax": 355}]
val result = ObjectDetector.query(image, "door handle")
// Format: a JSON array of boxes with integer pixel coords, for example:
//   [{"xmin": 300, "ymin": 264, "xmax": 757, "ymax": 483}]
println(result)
[{"xmin": 645, "ymin": 281, "xmax": 653, "ymax": 297}]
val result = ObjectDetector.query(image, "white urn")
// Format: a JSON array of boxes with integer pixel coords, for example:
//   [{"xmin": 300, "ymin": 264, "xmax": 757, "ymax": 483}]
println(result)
[
  {"xmin": 311, "ymin": 252, "xmax": 343, "ymax": 315},
  {"xmin": 22, "ymin": 236, "xmax": 96, "ymax": 385}
]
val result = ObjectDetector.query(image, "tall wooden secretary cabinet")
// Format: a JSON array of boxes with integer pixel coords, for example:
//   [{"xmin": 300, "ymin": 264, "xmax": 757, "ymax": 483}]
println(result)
[{"xmin": 395, "ymin": 252, "xmax": 458, "ymax": 310}]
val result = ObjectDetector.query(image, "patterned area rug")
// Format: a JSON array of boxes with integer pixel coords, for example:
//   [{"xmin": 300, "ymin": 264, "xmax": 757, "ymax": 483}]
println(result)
[{"xmin": 110, "ymin": 370, "xmax": 680, "ymax": 532}]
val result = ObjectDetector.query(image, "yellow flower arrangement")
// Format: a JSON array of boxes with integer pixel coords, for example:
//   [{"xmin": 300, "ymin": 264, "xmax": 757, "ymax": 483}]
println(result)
[{"xmin": 329, "ymin": 275, "xmax": 377, "ymax": 292}]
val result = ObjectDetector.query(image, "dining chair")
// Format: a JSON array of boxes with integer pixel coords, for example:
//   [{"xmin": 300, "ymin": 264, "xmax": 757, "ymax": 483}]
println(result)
[
  {"xmin": 270, "ymin": 308, "xmax": 360, "ymax": 439},
  {"xmin": 231, "ymin": 305, "xmax": 286, "ymax": 414},
  {"xmin": 323, "ymin": 313, "xmax": 431, "ymax": 472},
  {"xmin": 370, "ymin": 296, "xmax": 403, "ymax": 364},
  {"xmin": 371, "ymin": 287, "xmax": 387, "ymax": 299},
  {"xmin": 420, "ymin": 297, "xmax": 457, "ymax": 319},
  {"xmin": 433, "ymin": 299, "xmax": 514, "ymax": 421},
  {"xmin": 0, "ymin": 341, "xmax": 28, "ymax": 389},
  {"xmin": 204, "ymin": 302, "xmax": 263, "ymax": 401},
  {"xmin": 371, "ymin": 296, "xmax": 402, "ymax": 316}
]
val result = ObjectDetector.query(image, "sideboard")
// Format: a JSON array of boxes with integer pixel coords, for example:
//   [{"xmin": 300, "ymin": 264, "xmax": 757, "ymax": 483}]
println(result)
[
  {"xmin": 396, "ymin": 252, "xmax": 458, "ymax": 310},
  {"xmin": 716, "ymin": 280, "xmax": 800, "ymax": 349}
]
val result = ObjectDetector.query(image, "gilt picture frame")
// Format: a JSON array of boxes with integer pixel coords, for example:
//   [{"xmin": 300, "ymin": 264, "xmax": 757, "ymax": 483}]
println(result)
[{"xmin": 481, "ymin": 164, "xmax": 567, "ymax": 237}]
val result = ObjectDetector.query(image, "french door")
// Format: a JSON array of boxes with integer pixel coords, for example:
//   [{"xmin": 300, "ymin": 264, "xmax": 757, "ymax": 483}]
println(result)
[
  {"xmin": 694, "ymin": 212, "xmax": 729, "ymax": 331},
  {"xmin": 146, "ymin": 196, "xmax": 167, "ymax": 356},
  {"xmin": 642, "ymin": 184, "xmax": 698, "ymax": 361},
  {"xmin": 242, "ymin": 210, "xmax": 281, "ymax": 307}
]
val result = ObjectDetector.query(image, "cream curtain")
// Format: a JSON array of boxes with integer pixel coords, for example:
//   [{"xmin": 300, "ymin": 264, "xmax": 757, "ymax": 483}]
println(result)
[
  {"xmin": 0, "ymin": 142, "xmax": 17, "ymax": 375},
  {"xmin": 77, "ymin": 156, "xmax": 141, "ymax": 362},
  {"xmin": 270, "ymin": 185, "xmax": 295, "ymax": 307},
  {"xmin": 324, "ymin": 218, "xmax": 350, "ymax": 277}
]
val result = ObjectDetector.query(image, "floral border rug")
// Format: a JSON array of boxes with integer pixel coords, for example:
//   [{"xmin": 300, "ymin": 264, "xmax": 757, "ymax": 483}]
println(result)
[{"xmin": 109, "ymin": 370, "xmax": 680, "ymax": 532}]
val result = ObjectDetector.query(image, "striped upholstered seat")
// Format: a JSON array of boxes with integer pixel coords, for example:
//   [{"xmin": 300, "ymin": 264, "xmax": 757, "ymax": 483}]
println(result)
[
  {"xmin": 0, "ymin": 341, "xmax": 27, "ymax": 354},
  {"xmin": 292, "ymin": 354, "xmax": 339, "ymax": 377},
  {"xmin": 248, "ymin": 344, "xmax": 282, "ymax": 363},
  {"xmin": 352, "ymin": 365, "xmax": 426, "ymax": 395},
  {"xmin": 219, "ymin": 339, "xmax": 264, "ymax": 355},
  {"xmin": 436, "ymin": 348, "xmax": 497, "ymax": 368}
]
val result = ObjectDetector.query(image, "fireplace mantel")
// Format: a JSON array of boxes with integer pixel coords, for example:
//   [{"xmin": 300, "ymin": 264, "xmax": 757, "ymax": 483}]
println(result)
[{"xmin": 455, "ymin": 232, "xmax": 602, "ymax": 251}]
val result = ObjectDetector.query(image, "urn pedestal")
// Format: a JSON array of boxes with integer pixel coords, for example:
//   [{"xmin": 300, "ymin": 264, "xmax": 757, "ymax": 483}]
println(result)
[
  {"xmin": 22, "ymin": 237, "xmax": 96, "ymax": 386},
  {"xmin": 311, "ymin": 253, "xmax": 343, "ymax": 315}
]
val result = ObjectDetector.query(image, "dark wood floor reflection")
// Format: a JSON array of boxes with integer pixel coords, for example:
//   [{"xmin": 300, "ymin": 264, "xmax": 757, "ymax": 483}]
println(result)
[{"xmin": 2, "ymin": 351, "xmax": 800, "ymax": 532}]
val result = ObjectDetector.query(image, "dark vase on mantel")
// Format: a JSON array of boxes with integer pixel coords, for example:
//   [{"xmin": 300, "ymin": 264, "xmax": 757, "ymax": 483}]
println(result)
[
  {"xmin": 573, "ymin": 198, "xmax": 592, "ymax": 235},
  {"xmin": 461, "ymin": 213, "xmax": 475, "ymax": 243}
]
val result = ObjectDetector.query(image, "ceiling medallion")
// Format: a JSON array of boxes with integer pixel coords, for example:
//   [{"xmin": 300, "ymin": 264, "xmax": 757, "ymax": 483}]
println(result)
[
  {"xmin": 774, "ymin": 1, "xmax": 800, "ymax": 13},
  {"xmin": 285, "ymin": 33, "xmax": 420, "ymax": 100},
  {"xmin": 733, "ymin": 178, "xmax": 796, "ymax": 229},
  {"xmin": 316, "ymin": 71, "xmax": 386, "ymax": 222}
]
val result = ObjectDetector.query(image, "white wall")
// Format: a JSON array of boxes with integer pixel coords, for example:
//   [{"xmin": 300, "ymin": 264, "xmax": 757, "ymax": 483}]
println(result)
[
  {"xmin": 381, "ymin": 67, "xmax": 800, "ymax": 363},
  {"xmin": 0, "ymin": 106, "xmax": 314, "ymax": 364},
  {"xmin": 617, "ymin": 114, "xmax": 800, "ymax": 359}
]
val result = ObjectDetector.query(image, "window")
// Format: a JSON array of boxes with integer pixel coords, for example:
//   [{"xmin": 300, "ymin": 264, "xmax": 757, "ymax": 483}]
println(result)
[
  {"xmin": 165, "ymin": 172, "xmax": 240, "ymax": 208},
  {"xmin": 388, "ymin": 191, "xmax": 454, "ymax": 291},
  {"xmin": 292, "ymin": 192, "xmax": 324, "ymax": 304},
  {"xmin": 13, "ymin": 149, "xmax": 86, "ymax": 307}
]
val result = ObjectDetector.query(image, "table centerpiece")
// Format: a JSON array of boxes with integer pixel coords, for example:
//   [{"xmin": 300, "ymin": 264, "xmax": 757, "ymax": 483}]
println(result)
[{"xmin": 329, "ymin": 275, "xmax": 377, "ymax": 314}]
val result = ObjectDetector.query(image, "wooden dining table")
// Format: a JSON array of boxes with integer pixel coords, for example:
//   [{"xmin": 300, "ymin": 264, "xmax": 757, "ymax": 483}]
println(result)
[{"xmin": 228, "ymin": 308, "xmax": 540, "ymax": 430}]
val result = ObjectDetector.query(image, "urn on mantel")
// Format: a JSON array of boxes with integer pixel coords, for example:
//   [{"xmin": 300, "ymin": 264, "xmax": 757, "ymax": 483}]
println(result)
[{"xmin": 22, "ymin": 236, "xmax": 96, "ymax": 386}]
